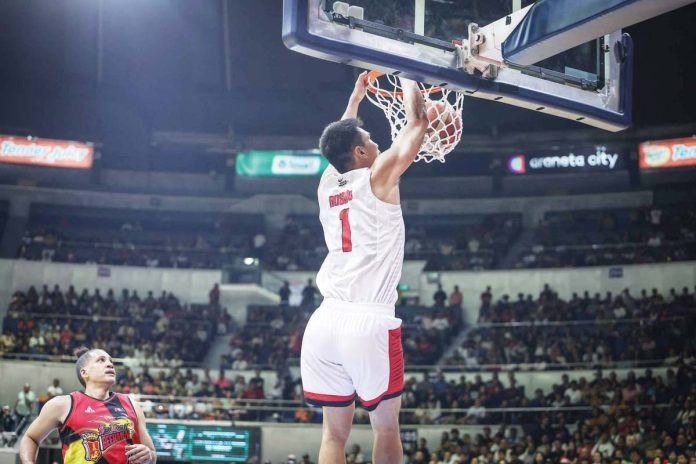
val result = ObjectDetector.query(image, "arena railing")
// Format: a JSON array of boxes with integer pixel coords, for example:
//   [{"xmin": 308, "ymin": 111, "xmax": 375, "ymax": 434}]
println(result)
[
  {"xmin": 474, "ymin": 315, "xmax": 686, "ymax": 328},
  {"xmin": 1, "ymin": 351, "xmax": 679, "ymax": 371},
  {"xmin": 129, "ymin": 394, "xmax": 674, "ymax": 425},
  {"xmin": 0, "ymin": 352, "xmax": 201, "ymax": 368},
  {"xmin": 55, "ymin": 239, "xmax": 246, "ymax": 255},
  {"xmin": 518, "ymin": 238, "xmax": 696, "ymax": 254}
]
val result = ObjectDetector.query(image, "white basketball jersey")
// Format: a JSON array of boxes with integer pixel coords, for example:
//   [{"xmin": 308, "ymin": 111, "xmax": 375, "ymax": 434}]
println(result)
[{"xmin": 316, "ymin": 167, "xmax": 405, "ymax": 306}]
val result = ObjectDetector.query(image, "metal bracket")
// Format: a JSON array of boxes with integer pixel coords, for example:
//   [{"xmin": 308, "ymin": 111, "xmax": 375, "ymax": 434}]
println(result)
[{"xmin": 459, "ymin": 6, "xmax": 532, "ymax": 78}]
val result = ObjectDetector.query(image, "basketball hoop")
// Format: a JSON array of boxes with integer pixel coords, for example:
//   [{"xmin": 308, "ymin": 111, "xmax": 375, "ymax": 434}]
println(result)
[{"xmin": 365, "ymin": 71, "xmax": 464, "ymax": 163}]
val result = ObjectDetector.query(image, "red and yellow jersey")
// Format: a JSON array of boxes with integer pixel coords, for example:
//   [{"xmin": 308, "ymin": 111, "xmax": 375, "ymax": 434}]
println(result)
[{"xmin": 59, "ymin": 392, "xmax": 140, "ymax": 464}]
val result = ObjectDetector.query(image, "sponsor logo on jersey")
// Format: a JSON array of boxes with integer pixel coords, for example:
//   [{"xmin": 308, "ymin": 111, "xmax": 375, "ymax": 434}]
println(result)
[
  {"xmin": 84, "ymin": 406, "xmax": 95, "ymax": 414},
  {"xmin": 80, "ymin": 417, "xmax": 135, "ymax": 462},
  {"xmin": 338, "ymin": 177, "xmax": 347, "ymax": 187}
]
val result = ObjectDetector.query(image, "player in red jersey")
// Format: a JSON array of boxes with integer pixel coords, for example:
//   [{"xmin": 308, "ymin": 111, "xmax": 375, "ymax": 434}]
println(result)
[{"xmin": 19, "ymin": 348, "xmax": 156, "ymax": 464}]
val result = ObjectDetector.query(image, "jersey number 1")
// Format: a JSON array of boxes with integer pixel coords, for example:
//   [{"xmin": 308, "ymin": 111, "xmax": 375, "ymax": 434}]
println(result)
[{"xmin": 339, "ymin": 208, "xmax": 352, "ymax": 252}]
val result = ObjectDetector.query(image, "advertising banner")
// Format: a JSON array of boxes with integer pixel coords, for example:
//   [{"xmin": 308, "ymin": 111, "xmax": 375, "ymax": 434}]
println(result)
[
  {"xmin": 146, "ymin": 423, "xmax": 260, "ymax": 462},
  {"xmin": 507, "ymin": 146, "xmax": 625, "ymax": 174},
  {"xmin": 0, "ymin": 135, "xmax": 93, "ymax": 169},
  {"xmin": 236, "ymin": 150, "xmax": 329, "ymax": 176},
  {"xmin": 639, "ymin": 137, "xmax": 696, "ymax": 169}
]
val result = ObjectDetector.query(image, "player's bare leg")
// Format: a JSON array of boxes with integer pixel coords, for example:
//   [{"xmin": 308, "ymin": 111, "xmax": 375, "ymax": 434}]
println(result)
[
  {"xmin": 369, "ymin": 396, "xmax": 403, "ymax": 464},
  {"xmin": 318, "ymin": 403, "xmax": 355, "ymax": 464}
]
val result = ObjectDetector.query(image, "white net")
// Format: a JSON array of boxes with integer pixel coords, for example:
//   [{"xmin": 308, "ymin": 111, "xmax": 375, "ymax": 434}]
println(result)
[{"xmin": 365, "ymin": 73, "xmax": 464, "ymax": 163}]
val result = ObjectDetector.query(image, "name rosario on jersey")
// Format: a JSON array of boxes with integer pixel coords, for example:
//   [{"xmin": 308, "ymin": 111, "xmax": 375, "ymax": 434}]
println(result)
[{"xmin": 329, "ymin": 190, "xmax": 353, "ymax": 208}]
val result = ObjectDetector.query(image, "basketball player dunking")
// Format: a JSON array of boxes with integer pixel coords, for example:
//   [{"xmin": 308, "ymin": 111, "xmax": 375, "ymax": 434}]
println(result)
[{"xmin": 301, "ymin": 72, "xmax": 427, "ymax": 463}]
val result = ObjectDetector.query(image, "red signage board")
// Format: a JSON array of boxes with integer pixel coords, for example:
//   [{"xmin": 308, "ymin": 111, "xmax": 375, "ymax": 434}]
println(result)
[
  {"xmin": 0, "ymin": 135, "xmax": 93, "ymax": 169},
  {"xmin": 639, "ymin": 137, "xmax": 696, "ymax": 169}
]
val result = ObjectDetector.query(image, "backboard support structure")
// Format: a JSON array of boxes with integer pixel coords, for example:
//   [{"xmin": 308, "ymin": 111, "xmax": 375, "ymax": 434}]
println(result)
[{"xmin": 283, "ymin": 0, "xmax": 695, "ymax": 132}]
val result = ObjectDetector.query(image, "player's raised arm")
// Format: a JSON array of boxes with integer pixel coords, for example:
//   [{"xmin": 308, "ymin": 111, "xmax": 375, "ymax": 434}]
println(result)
[
  {"xmin": 370, "ymin": 78, "xmax": 428, "ymax": 193},
  {"xmin": 320, "ymin": 72, "xmax": 368, "ymax": 183},
  {"xmin": 341, "ymin": 71, "xmax": 368, "ymax": 120}
]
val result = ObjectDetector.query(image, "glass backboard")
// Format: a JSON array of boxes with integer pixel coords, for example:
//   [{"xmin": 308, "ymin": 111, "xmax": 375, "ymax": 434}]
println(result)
[
  {"xmin": 283, "ymin": 0, "xmax": 633, "ymax": 131},
  {"xmin": 351, "ymin": 0, "xmax": 606, "ymax": 89}
]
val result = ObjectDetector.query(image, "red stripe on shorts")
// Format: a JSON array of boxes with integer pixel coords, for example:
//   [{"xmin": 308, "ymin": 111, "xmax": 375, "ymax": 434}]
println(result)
[
  {"xmin": 387, "ymin": 326, "xmax": 404, "ymax": 394},
  {"xmin": 304, "ymin": 391, "xmax": 356, "ymax": 402},
  {"xmin": 359, "ymin": 327, "xmax": 404, "ymax": 408}
]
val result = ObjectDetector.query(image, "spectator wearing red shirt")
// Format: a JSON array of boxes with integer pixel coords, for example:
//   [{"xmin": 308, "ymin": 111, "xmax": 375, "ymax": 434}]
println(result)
[
  {"xmin": 214, "ymin": 373, "xmax": 231, "ymax": 391},
  {"xmin": 449, "ymin": 285, "xmax": 462, "ymax": 308},
  {"xmin": 242, "ymin": 379, "xmax": 265, "ymax": 400}
]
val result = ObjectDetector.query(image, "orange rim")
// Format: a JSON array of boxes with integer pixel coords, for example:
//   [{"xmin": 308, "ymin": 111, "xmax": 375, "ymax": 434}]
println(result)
[{"xmin": 365, "ymin": 71, "xmax": 443, "ymax": 98}]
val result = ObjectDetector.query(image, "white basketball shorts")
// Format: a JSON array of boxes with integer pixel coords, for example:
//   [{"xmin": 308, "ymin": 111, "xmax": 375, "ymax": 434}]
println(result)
[{"xmin": 301, "ymin": 298, "xmax": 404, "ymax": 411}]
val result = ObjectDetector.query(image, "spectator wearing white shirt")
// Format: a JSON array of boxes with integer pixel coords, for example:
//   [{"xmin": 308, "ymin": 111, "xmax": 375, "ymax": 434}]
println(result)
[
  {"xmin": 422, "ymin": 314, "xmax": 435, "ymax": 331},
  {"xmin": 46, "ymin": 379, "xmax": 63, "ymax": 399},
  {"xmin": 564, "ymin": 381, "xmax": 582, "ymax": 404},
  {"xmin": 28, "ymin": 330, "xmax": 45, "ymax": 354},
  {"xmin": 591, "ymin": 433, "xmax": 615, "ymax": 459},
  {"xmin": 464, "ymin": 398, "xmax": 486, "ymax": 424},
  {"xmin": 433, "ymin": 315, "xmax": 450, "ymax": 332},
  {"xmin": 14, "ymin": 384, "xmax": 35, "ymax": 434},
  {"xmin": 612, "ymin": 303, "xmax": 627, "ymax": 319}
]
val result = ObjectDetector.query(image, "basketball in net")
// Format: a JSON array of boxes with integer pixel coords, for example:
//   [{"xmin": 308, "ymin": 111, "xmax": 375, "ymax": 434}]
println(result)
[{"xmin": 364, "ymin": 71, "xmax": 464, "ymax": 163}]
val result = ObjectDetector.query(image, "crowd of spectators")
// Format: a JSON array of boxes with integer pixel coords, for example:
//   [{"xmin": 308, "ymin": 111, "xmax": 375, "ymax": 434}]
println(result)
[
  {"xmin": 263, "ymin": 216, "xmax": 326, "ymax": 272},
  {"xmin": 477, "ymin": 285, "xmax": 696, "ymax": 324},
  {"xmin": 111, "ymin": 365, "xmax": 303, "ymax": 424},
  {"xmin": 220, "ymin": 279, "xmax": 463, "ymax": 371},
  {"xmin": 1, "ymin": 379, "xmax": 66, "ymax": 445},
  {"xmin": 263, "ymin": 214, "xmax": 521, "ymax": 272},
  {"xmin": 6, "ymin": 362, "xmax": 695, "ymax": 463},
  {"xmin": 447, "ymin": 322, "xmax": 694, "ymax": 371},
  {"xmin": 446, "ymin": 286, "xmax": 696, "ymax": 370},
  {"xmin": 16, "ymin": 210, "xmax": 265, "ymax": 270},
  {"xmin": 218, "ymin": 282, "xmax": 696, "ymax": 375},
  {"xmin": 515, "ymin": 206, "xmax": 696, "ymax": 269},
  {"xmin": 401, "ymin": 364, "xmax": 695, "ymax": 424},
  {"xmin": 98, "ymin": 362, "xmax": 696, "ymax": 463},
  {"xmin": 2, "ymin": 278, "xmax": 695, "ymax": 461},
  {"xmin": 1, "ymin": 285, "xmax": 226, "ymax": 365},
  {"xmin": 408, "ymin": 214, "xmax": 521, "ymax": 271},
  {"xmin": 13, "ymin": 205, "xmax": 695, "ymax": 272},
  {"xmin": 401, "ymin": 364, "xmax": 696, "ymax": 463},
  {"xmin": 220, "ymin": 306, "xmax": 307, "ymax": 371}
]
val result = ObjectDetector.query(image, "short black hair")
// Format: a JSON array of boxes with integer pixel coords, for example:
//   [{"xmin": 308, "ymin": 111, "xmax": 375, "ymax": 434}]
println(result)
[
  {"xmin": 319, "ymin": 118, "xmax": 364, "ymax": 173},
  {"xmin": 75, "ymin": 347, "xmax": 99, "ymax": 387}
]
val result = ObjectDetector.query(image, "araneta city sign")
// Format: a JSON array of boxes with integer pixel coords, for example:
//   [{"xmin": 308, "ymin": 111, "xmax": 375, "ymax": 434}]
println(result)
[
  {"xmin": 528, "ymin": 146, "xmax": 619, "ymax": 170},
  {"xmin": 508, "ymin": 146, "xmax": 624, "ymax": 174}
]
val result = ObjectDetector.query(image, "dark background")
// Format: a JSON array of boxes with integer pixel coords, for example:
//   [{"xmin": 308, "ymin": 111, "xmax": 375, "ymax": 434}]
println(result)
[{"xmin": 0, "ymin": 0, "xmax": 693, "ymax": 173}]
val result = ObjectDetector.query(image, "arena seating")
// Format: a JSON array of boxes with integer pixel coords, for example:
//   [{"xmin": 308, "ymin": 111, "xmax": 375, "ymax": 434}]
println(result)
[
  {"xmin": 1, "ymin": 286, "xmax": 223, "ymax": 364},
  {"xmin": 402, "ymin": 380, "xmax": 696, "ymax": 462},
  {"xmin": 445, "ymin": 286, "xmax": 695, "ymax": 370},
  {"xmin": 514, "ymin": 206, "xmax": 696, "ymax": 269},
  {"xmin": 4, "ymin": 283, "xmax": 696, "ymax": 461},
  {"xmin": 264, "ymin": 213, "xmax": 522, "ymax": 271},
  {"xmin": 14, "ymin": 205, "xmax": 696, "ymax": 272},
  {"xmin": 17, "ymin": 206, "xmax": 264, "ymax": 270},
  {"xmin": 106, "ymin": 364, "xmax": 696, "ymax": 463},
  {"xmin": 408, "ymin": 214, "xmax": 521, "ymax": 271},
  {"xmin": 220, "ymin": 302, "xmax": 463, "ymax": 371}
]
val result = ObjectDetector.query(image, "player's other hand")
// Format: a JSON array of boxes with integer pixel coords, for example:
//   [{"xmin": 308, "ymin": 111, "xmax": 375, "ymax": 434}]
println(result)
[
  {"xmin": 352, "ymin": 70, "xmax": 369, "ymax": 100},
  {"xmin": 125, "ymin": 444, "xmax": 153, "ymax": 464}
]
